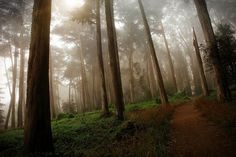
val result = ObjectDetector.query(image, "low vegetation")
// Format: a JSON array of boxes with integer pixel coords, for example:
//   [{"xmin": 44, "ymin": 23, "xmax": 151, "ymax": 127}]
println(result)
[{"xmin": 0, "ymin": 100, "xmax": 176, "ymax": 157}]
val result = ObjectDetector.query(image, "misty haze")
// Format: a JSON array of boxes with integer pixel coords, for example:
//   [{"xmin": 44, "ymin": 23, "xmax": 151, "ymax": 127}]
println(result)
[{"xmin": 0, "ymin": 0, "xmax": 236, "ymax": 156}]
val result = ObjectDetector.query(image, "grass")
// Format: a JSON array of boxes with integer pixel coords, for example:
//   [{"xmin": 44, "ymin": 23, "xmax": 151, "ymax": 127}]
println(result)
[
  {"xmin": 0, "ymin": 99, "xmax": 176, "ymax": 157},
  {"xmin": 169, "ymin": 91, "xmax": 190, "ymax": 103}
]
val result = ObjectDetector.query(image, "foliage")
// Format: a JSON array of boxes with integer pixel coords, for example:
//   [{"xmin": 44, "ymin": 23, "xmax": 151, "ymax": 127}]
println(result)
[
  {"xmin": 71, "ymin": 0, "xmax": 95, "ymax": 24},
  {"xmin": 215, "ymin": 23, "xmax": 236, "ymax": 84},
  {"xmin": 0, "ymin": 129, "xmax": 23, "ymax": 156},
  {"xmin": 202, "ymin": 23, "xmax": 236, "ymax": 84},
  {"xmin": 125, "ymin": 100, "xmax": 157, "ymax": 112},
  {"xmin": 0, "ymin": 100, "xmax": 175, "ymax": 157},
  {"xmin": 169, "ymin": 91, "xmax": 190, "ymax": 103}
]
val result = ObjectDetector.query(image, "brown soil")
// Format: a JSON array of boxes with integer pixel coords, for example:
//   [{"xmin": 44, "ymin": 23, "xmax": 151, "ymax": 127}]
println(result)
[{"xmin": 168, "ymin": 102, "xmax": 236, "ymax": 157}]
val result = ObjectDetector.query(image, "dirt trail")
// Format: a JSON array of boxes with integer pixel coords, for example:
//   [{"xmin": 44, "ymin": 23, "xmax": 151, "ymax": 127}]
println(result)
[{"xmin": 168, "ymin": 102, "xmax": 236, "ymax": 157}]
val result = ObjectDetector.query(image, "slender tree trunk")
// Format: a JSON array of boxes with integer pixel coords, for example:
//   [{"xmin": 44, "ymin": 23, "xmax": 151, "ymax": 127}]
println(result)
[
  {"xmin": 148, "ymin": 55, "xmax": 158, "ymax": 98},
  {"xmin": 193, "ymin": 0, "xmax": 229, "ymax": 102},
  {"xmin": 56, "ymin": 83, "xmax": 61, "ymax": 113},
  {"xmin": 105, "ymin": 53, "xmax": 115, "ymax": 105},
  {"xmin": 49, "ymin": 51, "xmax": 56, "ymax": 119},
  {"xmin": 92, "ymin": 64, "xmax": 96, "ymax": 108},
  {"xmin": 138, "ymin": 0, "xmax": 168, "ymax": 104},
  {"xmin": 161, "ymin": 21, "xmax": 178, "ymax": 92},
  {"xmin": 105, "ymin": 0, "xmax": 124, "ymax": 120},
  {"xmin": 129, "ymin": 45, "xmax": 135, "ymax": 103},
  {"xmin": 177, "ymin": 32, "xmax": 196, "ymax": 95},
  {"xmin": 79, "ymin": 38, "xmax": 90, "ymax": 111},
  {"xmin": 5, "ymin": 42, "xmax": 16, "ymax": 129},
  {"xmin": 193, "ymin": 27, "xmax": 209, "ymax": 96},
  {"xmin": 96, "ymin": 0, "xmax": 109, "ymax": 115},
  {"xmin": 145, "ymin": 53, "xmax": 153, "ymax": 98},
  {"xmin": 24, "ymin": 0, "xmax": 54, "ymax": 153},
  {"xmin": 11, "ymin": 49, "xmax": 18, "ymax": 129},
  {"xmin": 4, "ymin": 56, "xmax": 12, "ymax": 129},
  {"xmin": 18, "ymin": 28, "xmax": 25, "ymax": 128},
  {"xmin": 79, "ymin": 47, "xmax": 86, "ymax": 113},
  {"xmin": 69, "ymin": 79, "xmax": 72, "ymax": 106}
]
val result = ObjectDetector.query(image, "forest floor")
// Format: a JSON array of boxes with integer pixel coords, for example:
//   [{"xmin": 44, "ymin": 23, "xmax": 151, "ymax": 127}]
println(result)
[
  {"xmin": 0, "ymin": 99, "xmax": 177, "ymax": 157},
  {"xmin": 168, "ymin": 98, "xmax": 236, "ymax": 157},
  {"xmin": 0, "ymin": 92, "xmax": 235, "ymax": 157}
]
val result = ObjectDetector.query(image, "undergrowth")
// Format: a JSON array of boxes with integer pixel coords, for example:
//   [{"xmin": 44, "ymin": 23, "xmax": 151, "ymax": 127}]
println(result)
[
  {"xmin": 169, "ymin": 91, "xmax": 190, "ymax": 103},
  {"xmin": 0, "ymin": 100, "xmax": 175, "ymax": 157}
]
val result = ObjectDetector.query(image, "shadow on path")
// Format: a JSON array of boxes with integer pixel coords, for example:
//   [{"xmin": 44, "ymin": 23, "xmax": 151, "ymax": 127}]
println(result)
[{"xmin": 168, "ymin": 102, "xmax": 236, "ymax": 157}]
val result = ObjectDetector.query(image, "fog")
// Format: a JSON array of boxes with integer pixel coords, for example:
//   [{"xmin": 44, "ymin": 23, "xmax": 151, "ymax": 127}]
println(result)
[{"xmin": 0, "ymin": 0, "xmax": 235, "ymax": 128}]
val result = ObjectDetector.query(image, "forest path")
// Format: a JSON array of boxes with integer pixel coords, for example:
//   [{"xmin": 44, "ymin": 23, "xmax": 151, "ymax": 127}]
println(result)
[{"xmin": 168, "ymin": 101, "xmax": 236, "ymax": 157}]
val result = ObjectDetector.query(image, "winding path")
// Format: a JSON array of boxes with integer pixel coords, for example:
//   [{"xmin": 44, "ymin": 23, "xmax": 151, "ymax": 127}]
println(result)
[{"xmin": 168, "ymin": 102, "xmax": 236, "ymax": 157}]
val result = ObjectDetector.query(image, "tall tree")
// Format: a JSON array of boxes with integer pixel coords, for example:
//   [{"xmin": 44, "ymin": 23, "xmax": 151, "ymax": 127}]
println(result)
[
  {"xmin": 105, "ymin": 0, "xmax": 125, "ymax": 120},
  {"xmin": 4, "ymin": 51, "xmax": 12, "ymax": 129},
  {"xmin": 17, "ymin": 0, "xmax": 26, "ymax": 127},
  {"xmin": 24, "ymin": 0, "xmax": 54, "ymax": 153},
  {"xmin": 193, "ymin": 27, "xmax": 209, "ymax": 96},
  {"xmin": 11, "ymin": 48, "xmax": 18, "ymax": 128},
  {"xmin": 138, "ymin": 0, "xmax": 168, "ymax": 104},
  {"xmin": 128, "ymin": 44, "xmax": 135, "ymax": 103},
  {"xmin": 49, "ymin": 51, "xmax": 57, "ymax": 119},
  {"xmin": 161, "ymin": 21, "xmax": 178, "ymax": 92},
  {"xmin": 193, "ymin": 0, "xmax": 229, "ymax": 101},
  {"xmin": 96, "ymin": 0, "xmax": 109, "ymax": 116},
  {"xmin": 17, "ymin": 30, "xmax": 25, "ymax": 128}
]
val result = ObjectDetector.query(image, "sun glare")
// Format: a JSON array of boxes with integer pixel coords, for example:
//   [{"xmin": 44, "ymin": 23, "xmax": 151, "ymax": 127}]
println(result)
[{"xmin": 64, "ymin": 0, "xmax": 85, "ymax": 10}]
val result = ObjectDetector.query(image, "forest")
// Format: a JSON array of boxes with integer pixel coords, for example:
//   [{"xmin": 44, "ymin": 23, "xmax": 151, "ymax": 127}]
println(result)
[{"xmin": 0, "ymin": 0, "xmax": 236, "ymax": 156}]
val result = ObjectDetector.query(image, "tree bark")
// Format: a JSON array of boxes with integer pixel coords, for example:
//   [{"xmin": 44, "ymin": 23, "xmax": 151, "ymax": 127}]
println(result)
[
  {"xmin": 24, "ymin": 0, "xmax": 54, "ymax": 153},
  {"xmin": 193, "ymin": 27, "xmax": 209, "ymax": 96},
  {"xmin": 18, "ymin": 27, "xmax": 25, "ymax": 128},
  {"xmin": 129, "ymin": 45, "xmax": 135, "ymax": 103},
  {"xmin": 96, "ymin": 0, "xmax": 109, "ymax": 116},
  {"xmin": 11, "ymin": 49, "xmax": 18, "ymax": 129},
  {"xmin": 4, "ymin": 56, "xmax": 12, "ymax": 130},
  {"xmin": 193, "ymin": 0, "xmax": 229, "ymax": 102},
  {"xmin": 49, "ymin": 51, "xmax": 57, "ymax": 119},
  {"xmin": 138, "ymin": 0, "xmax": 168, "ymax": 104},
  {"xmin": 161, "ymin": 21, "xmax": 178, "ymax": 92},
  {"xmin": 69, "ymin": 79, "xmax": 72, "ymax": 107},
  {"xmin": 105, "ymin": 0, "xmax": 124, "ymax": 120}
]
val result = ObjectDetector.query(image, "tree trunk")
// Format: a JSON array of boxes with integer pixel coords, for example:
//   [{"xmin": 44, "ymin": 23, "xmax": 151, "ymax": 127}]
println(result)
[
  {"xmin": 161, "ymin": 21, "xmax": 178, "ymax": 92},
  {"xmin": 11, "ymin": 49, "xmax": 18, "ymax": 129},
  {"xmin": 105, "ymin": 0, "xmax": 124, "ymax": 120},
  {"xmin": 69, "ymin": 79, "xmax": 72, "ymax": 106},
  {"xmin": 96, "ymin": 0, "xmax": 109, "ymax": 116},
  {"xmin": 177, "ymin": 31, "xmax": 196, "ymax": 95},
  {"xmin": 24, "ymin": 0, "xmax": 54, "ymax": 153},
  {"xmin": 4, "ymin": 42, "xmax": 15, "ymax": 129},
  {"xmin": 49, "ymin": 51, "xmax": 57, "ymax": 119},
  {"xmin": 4, "ymin": 56, "xmax": 12, "ymax": 129},
  {"xmin": 148, "ymin": 54, "xmax": 158, "ymax": 98},
  {"xmin": 18, "ymin": 27, "xmax": 25, "ymax": 128},
  {"xmin": 79, "ymin": 46, "xmax": 86, "ymax": 113},
  {"xmin": 193, "ymin": 27, "xmax": 209, "ymax": 96},
  {"xmin": 138, "ymin": 0, "xmax": 168, "ymax": 104},
  {"xmin": 129, "ymin": 45, "xmax": 135, "ymax": 103},
  {"xmin": 193, "ymin": 0, "xmax": 229, "ymax": 102}
]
